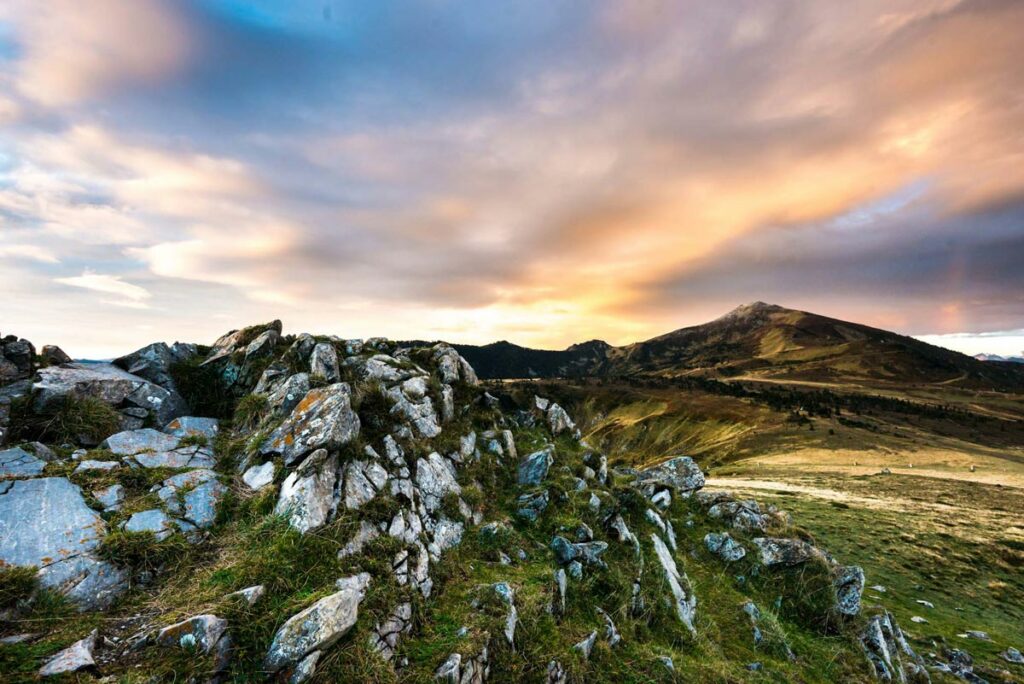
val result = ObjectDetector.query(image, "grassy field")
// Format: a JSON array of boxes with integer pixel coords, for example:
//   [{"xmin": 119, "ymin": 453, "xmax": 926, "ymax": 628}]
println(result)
[{"xmin": 498, "ymin": 377, "xmax": 1024, "ymax": 681}]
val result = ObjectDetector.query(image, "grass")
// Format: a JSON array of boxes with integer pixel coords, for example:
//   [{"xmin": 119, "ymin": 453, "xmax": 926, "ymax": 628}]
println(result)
[
  {"xmin": 0, "ymin": 567, "xmax": 38, "ymax": 611},
  {"xmin": 97, "ymin": 530, "xmax": 193, "ymax": 579},
  {"xmin": 8, "ymin": 394, "xmax": 121, "ymax": 445},
  {"xmin": 170, "ymin": 357, "xmax": 236, "ymax": 419}
]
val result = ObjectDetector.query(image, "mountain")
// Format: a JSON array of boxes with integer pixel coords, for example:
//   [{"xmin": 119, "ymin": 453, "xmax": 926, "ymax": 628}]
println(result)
[
  {"xmin": 454, "ymin": 302, "xmax": 1024, "ymax": 389},
  {"xmin": 975, "ymin": 353, "xmax": 1024, "ymax": 364}
]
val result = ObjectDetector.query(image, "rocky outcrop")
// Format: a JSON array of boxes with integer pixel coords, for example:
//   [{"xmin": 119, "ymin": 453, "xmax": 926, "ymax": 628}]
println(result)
[
  {"xmin": 265, "ymin": 573, "xmax": 371, "ymax": 673},
  {"xmin": 113, "ymin": 341, "xmax": 197, "ymax": 394},
  {"xmin": 861, "ymin": 611, "xmax": 930, "ymax": 682},
  {"xmin": 0, "ymin": 335, "xmax": 35, "ymax": 386},
  {"xmin": 275, "ymin": 449, "xmax": 339, "ymax": 533}
]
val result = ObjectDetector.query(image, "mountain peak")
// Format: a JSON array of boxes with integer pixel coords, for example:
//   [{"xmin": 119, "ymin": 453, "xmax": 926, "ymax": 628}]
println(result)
[{"xmin": 719, "ymin": 301, "xmax": 786, "ymax": 320}]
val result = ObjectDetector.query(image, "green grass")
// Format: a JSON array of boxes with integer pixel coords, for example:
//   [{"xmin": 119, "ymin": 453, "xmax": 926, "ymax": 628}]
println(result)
[
  {"xmin": 8, "ymin": 394, "xmax": 121, "ymax": 445},
  {"xmin": 0, "ymin": 567, "xmax": 38, "ymax": 611}
]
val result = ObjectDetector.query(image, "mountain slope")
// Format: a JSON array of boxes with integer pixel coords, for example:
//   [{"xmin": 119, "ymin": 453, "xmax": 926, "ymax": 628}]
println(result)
[{"xmin": 455, "ymin": 302, "xmax": 1024, "ymax": 389}]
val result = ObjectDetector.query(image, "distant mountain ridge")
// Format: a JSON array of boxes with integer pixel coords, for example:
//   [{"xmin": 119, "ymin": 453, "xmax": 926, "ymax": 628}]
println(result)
[{"xmin": 449, "ymin": 302, "xmax": 1024, "ymax": 389}]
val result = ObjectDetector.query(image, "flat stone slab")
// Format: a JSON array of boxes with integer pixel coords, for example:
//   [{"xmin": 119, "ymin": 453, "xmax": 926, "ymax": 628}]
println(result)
[
  {"xmin": 74, "ymin": 460, "xmax": 120, "ymax": 474},
  {"xmin": 0, "ymin": 446, "xmax": 46, "ymax": 478},
  {"xmin": 131, "ymin": 445, "xmax": 215, "ymax": 469},
  {"xmin": 124, "ymin": 508, "xmax": 176, "ymax": 541},
  {"xmin": 163, "ymin": 417, "xmax": 219, "ymax": 440},
  {"xmin": 0, "ymin": 477, "xmax": 126, "ymax": 609},
  {"xmin": 102, "ymin": 428, "xmax": 180, "ymax": 456}
]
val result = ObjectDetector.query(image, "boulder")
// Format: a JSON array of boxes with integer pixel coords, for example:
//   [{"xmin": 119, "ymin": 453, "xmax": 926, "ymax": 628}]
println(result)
[
  {"xmin": 414, "ymin": 452, "xmax": 461, "ymax": 513},
  {"xmin": 265, "ymin": 372, "xmax": 311, "ymax": 417},
  {"xmin": 102, "ymin": 428, "xmax": 180, "ymax": 456},
  {"xmin": 834, "ymin": 565, "xmax": 865, "ymax": 617},
  {"xmin": 38, "ymin": 629, "xmax": 97, "ymax": 677},
  {"xmin": 752, "ymin": 537, "xmax": 827, "ymax": 567},
  {"xmin": 386, "ymin": 384, "xmax": 441, "ymax": 439},
  {"xmin": 636, "ymin": 456, "xmax": 705, "ymax": 495},
  {"xmin": 163, "ymin": 416, "xmax": 219, "ymax": 440},
  {"xmin": 546, "ymin": 403, "xmax": 575, "ymax": 435},
  {"xmin": 0, "ymin": 477, "xmax": 126, "ymax": 609},
  {"xmin": 242, "ymin": 461, "xmax": 275, "ymax": 490},
  {"xmin": 34, "ymin": 363, "xmax": 187, "ymax": 430},
  {"xmin": 704, "ymin": 532, "xmax": 747, "ymax": 562},
  {"xmin": 261, "ymin": 384, "xmax": 360, "ymax": 466},
  {"xmin": 516, "ymin": 490, "xmax": 549, "ymax": 522},
  {"xmin": 517, "ymin": 448, "xmax": 553, "ymax": 486},
  {"xmin": 0, "ymin": 446, "xmax": 46, "ymax": 478},
  {"xmin": 40, "ymin": 345, "xmax": 72, "ymax": 366},
  {"xmin": 342, "ymin": 459, "xmax": 389, "ymax": 510},
  {"xmin": 708, "ymin": 499, "xmax": 770, "ymax": 532},
  {"xmin": 550, "ymin": 536, "xmax": 608, "ymax": 568},
  {"xmin": 113, "ymin": 341, "xmax": 196, "ymax": 392},
  {"xmin": 1, "ymin": 337, "xmax": 35, "ymax": 384},
  {"xmin": 275, "ymin": 449, "xmax": 339, "ymax": 534},
  {"xmin": 310, "ymin": 342, "xmax": 340, "ymax": 382},
  {"xmin": 265, "ymin": 573, "xmax": 371, "ymax": 672}
]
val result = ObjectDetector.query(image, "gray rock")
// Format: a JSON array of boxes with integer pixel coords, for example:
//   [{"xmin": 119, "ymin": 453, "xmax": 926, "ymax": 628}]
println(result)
[
  {"xmin": 93, "ymin": 483, "xmax": 125, "ymax": 511},
  {"xmin": 338, "ymin": 520, "xmax": 381, "ymax": 559},
  {"xmin": 0, "ymin": 477, "xmax": 126, "ymax": 609},
  {"xmin": 517, "ymin": 448, "xmax": 553, "ymax": 486},
  {"xmin": 275, "ymin": 449, "xmax": 339, "ymax": 534},
  {"xmin": 704, "ymin": 532, "xmax": 747, "ymax": 562},
  {"xmin": 310, "ymin": 342, "xmax": 340, "ymax": 382},
  {"xmin": 598, "ymin": 607, "xmax": 622, "ymax": 647},
  {"xmin": 155, "ymin": 469, "xmax": 218, "ymax": 514},
  {"xmin": 73, "ymin": 459, "xmax": 119, "ymax": 474},
  {"xmin": 228, "ymin": 584, "xmax": 266, "ymax": 606},
  {"xmin": 242, "ymin": 461, "xmax": 275, "ymax": 490},
  {"xmin": 102, "ymin": 428, "xmax": 180, "ymax": 456},
  {"xmin": 34, "ymin": 363, "xmax": 186, "ymax": 431},
  {"xmin": 163, "ymin": 416, "xmax": 219, "ymax": 440},
  {"xmin": 435, "ymin": 653, "xmax": 461, "ymax": 683},
  {"xmin": 752, "ymin": 537, "xmax": 826, "ymax": 567},
  {"xmin": 157, "ymin": 614, "xmax": 228, "ymax": 654},
  {"xmin": 343, "ymin": 459, "xmax": 388, "ymax": 510},
  {"xmin": 0, "ymin": 446, "xmax": 46, "ymax": 477},
  {"xmin": 555, "ymin": 568, "xmax": 567, "ymax": 614},
  {"xmin": 1002, "ymin": 647, "xmax": 1024, "ymax": 664},
  {"xmin": 708, "ymin": 499, "xmax": 770, "ymax": 531},
  {"xmin": 550, "ymin": 536, "xmax": 608, "ymax": 568},
  {"xmin": 38, "ymin": 629, "xmax": 97, "ymax": 677},
  {"xmin": 124, "ymin": 508, "xmax": 176, "ymax": 541},
  {"xmin": 24, "ymin": 441, "xmax": 58, "ymax": 462},
  {"xmin": 515, "ymin": 490, "xmax": 549, "ymax": 522},
  {"xmin": 636, "ymin": 456, "xmax": 705, "ymax": 495},
  {"xmin": 432, "ymin": 345, "xmax": 478, "ymax": 385},
  {"xmin": 113, "ymin": 341, "xmax": 195, "ymax": 393},
  {"xmin": 290, "ymin": 650, "xmax": 321, "ymax": 684},
  {"xmin": 546, "ymin": 403, "xmax": 575, "ymax": 435},
  {"xmin": 265, "ymin": 573, "xmax": 371, "ymax": 672},
  {"xmin": 861, "ymin": 612, "xmax": 929, "ymax": 682},
  {"xmin": 386, "ymin": 385, "xmax": 441, "ymax": 439},
  {"xmin": 573, "ymin": 630, "xmax": 597, "ymax": 659},
  {"xmin": 261, "ymin": 383, "xmax": 360, "ymax": 466},
  {"xmin": 834, "ymin": 565, "xmax": 865, "ymax": 616},
  {"xmin": 650, "ymin": 533, "xmax": 697, "ymax": 635},
  {"xmin": 182, "ymin": 478, "xmax": 227, "ymax": 528},
  {"xmin": 133, "ymin": 445, "xmax": 215, "ymax": 470},
  {"xmin": 266, "ymin": 373, "xmax": 311, "ymax": 417},
  {"xmin": 493, "ymin": 582, "xmax": 517, "ymax": 645},
  {"xmin": 547, "ymin": 660, "xmax": 567, "ymax": 684},
  {"xmin": 415, "ymin": 452, "xmax": 460, "ymax": 513},
  {"xmin": 568, "ymin": 560, "xmax": 583, "ymax": 580}
]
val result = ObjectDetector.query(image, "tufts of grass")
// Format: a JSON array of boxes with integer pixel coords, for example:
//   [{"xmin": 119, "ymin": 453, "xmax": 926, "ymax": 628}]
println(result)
[
  {"xmin": 233, "ymin": 393, "xmax": 269, "ymax": 432},
  {"xmin": 96, "ymin": 530, "xmax": 192, "ymax": 579},
  {"xmin": 354, "ymin": 382, "xmax": 394, "ymax": 446},
  {"xmin": 8, "ymin": 395, "xmax": 121, "ymax": 446},
  {"xmin": 0, "ymin": 566, "xmax": 38, "ymax": 611}
]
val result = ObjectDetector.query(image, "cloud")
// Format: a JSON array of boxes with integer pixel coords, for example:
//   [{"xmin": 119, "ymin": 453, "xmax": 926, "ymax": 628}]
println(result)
[
  {"xmin": 0, "ymin": 244, "xmax": 59, "ymax": 263},
  {"xmin": 54, "ymin": 271, "xmax": 152, "ymax": 303},
  {"xmin": 0, "ymin": 0, "xmax": 1023, "ymax": 355}
]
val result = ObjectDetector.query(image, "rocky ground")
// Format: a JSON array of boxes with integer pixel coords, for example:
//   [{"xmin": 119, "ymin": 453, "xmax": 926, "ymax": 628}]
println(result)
[{"xmin": 1, "ymin": 324, "xmax": 1019, "ymax": 682}]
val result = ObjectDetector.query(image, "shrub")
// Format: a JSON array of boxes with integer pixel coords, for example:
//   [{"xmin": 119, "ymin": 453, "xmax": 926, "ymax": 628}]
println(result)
[
  {"xmin": 0, "ymin": 566, "xmax": 38, "ymax": 610},
  {"xmin": 169, "ymin": 358, "xmax": 234, "ymax": 419}
]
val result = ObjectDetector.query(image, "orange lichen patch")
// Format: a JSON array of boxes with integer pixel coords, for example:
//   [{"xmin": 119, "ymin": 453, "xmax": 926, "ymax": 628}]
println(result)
[{"xmin": 293, "ymin": 390, "xmax": 323, "ymax": 415}]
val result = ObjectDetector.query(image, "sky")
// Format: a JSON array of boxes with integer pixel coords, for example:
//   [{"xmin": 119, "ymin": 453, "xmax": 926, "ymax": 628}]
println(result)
[{"xmin": 1, "ymin": 0, "xmax": 1023, "ymax": 359}]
